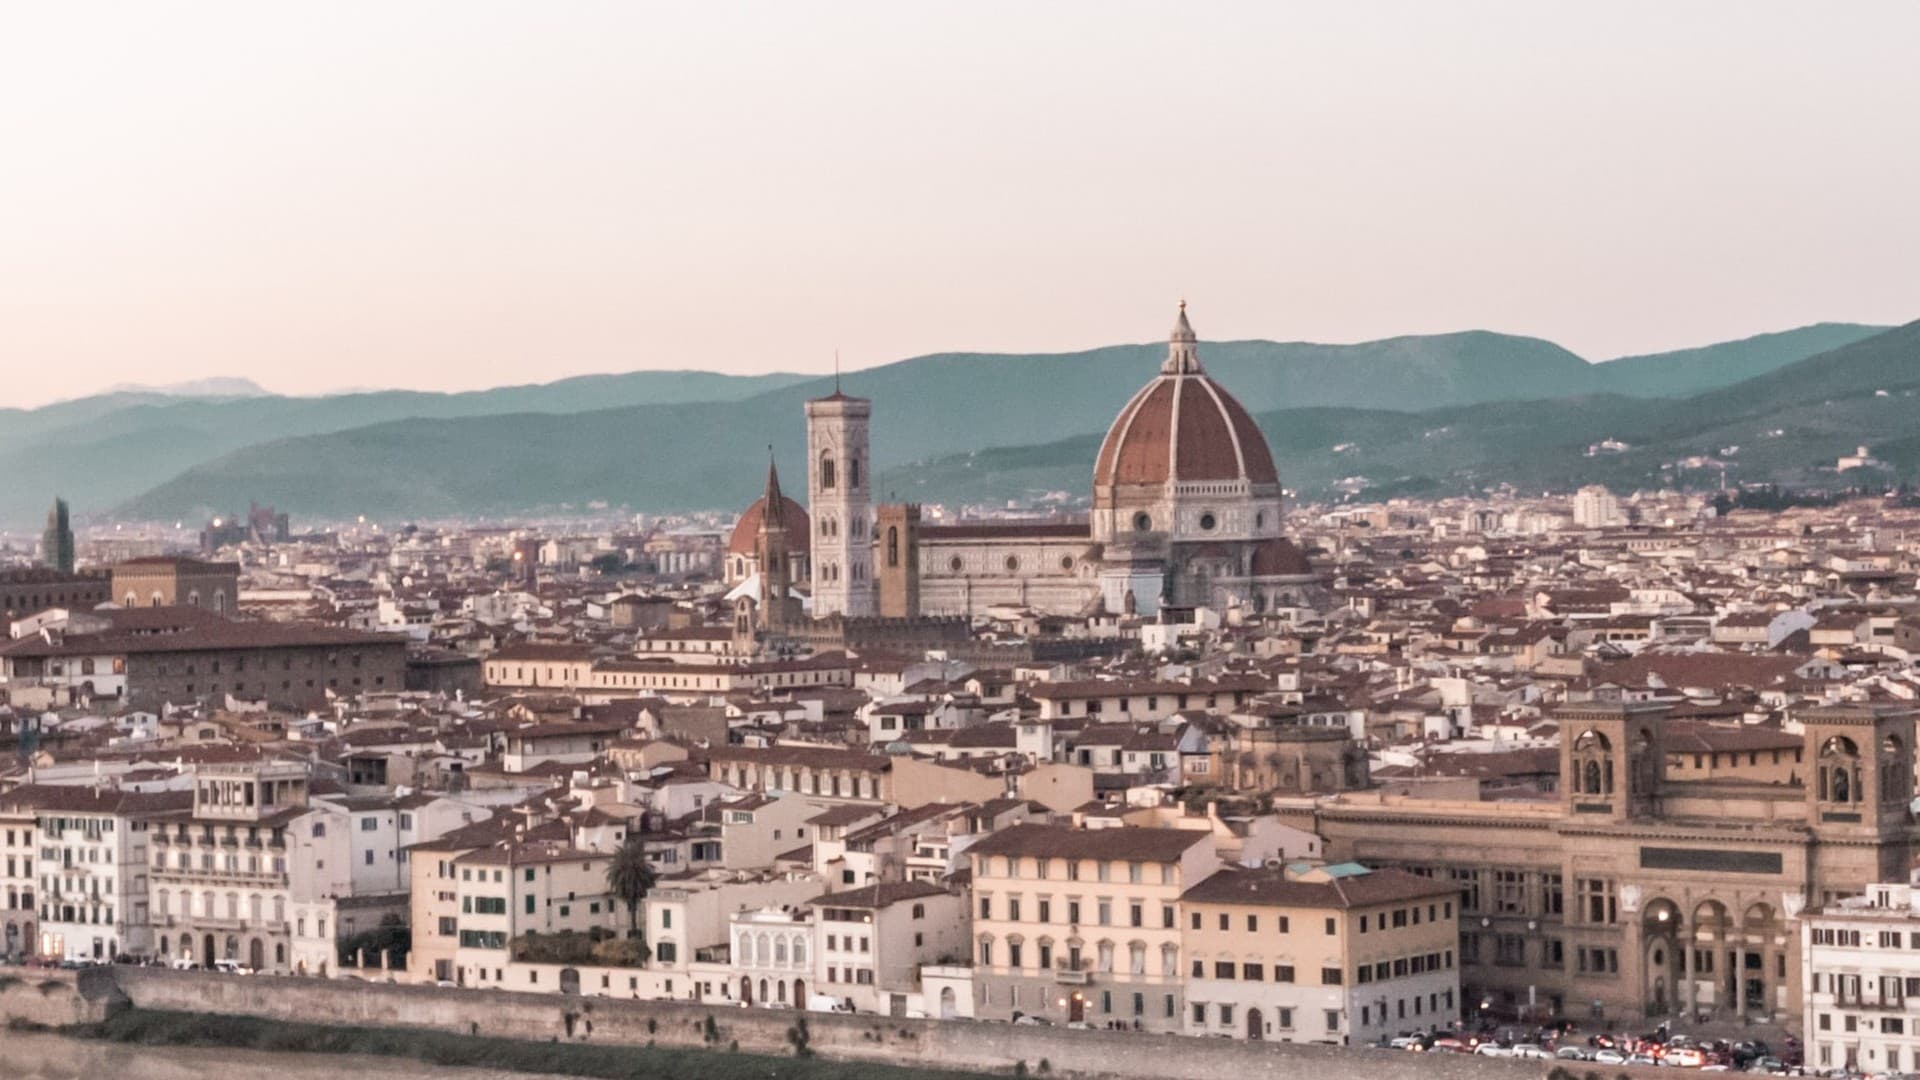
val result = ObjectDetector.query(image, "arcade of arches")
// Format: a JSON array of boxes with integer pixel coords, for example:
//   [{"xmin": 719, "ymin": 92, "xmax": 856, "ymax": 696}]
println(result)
[{"xmin": 1281, "ymin": 702, "xmax": 1919, "ymax": 1025}]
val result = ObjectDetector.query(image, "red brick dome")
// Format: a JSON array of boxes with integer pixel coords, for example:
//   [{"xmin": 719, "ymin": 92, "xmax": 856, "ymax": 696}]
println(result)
[
  {"xmin": 727, "ymin": 495, "xmax": 810, "ymax": 557},
  {"xmin": 1093, "ymin": 306, "xmax": 1278, "ymax": 489}
]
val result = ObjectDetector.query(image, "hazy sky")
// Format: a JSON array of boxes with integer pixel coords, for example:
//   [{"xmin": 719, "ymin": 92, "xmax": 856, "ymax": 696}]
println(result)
[{"xmin": 3, "ymin": 2, "xmax": 1917, "ymax": 408}]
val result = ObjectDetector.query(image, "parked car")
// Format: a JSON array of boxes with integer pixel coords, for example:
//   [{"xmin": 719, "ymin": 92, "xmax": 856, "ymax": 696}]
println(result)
[
  {"xmin": 1557, "ymin": 1047, "xmax": 1593, "ymax": 1061},
  {"xmin": 1475, "ymin": 1044, "xmax": 1513, "ymax": 1058},
  {"xmin": 1510, "ymin": 1044, "xmax": 1553, "ymax": 1061},
  {"xmin": 1594, "ymin": 1049, "xmax": 1628, "ymax": 1065}
]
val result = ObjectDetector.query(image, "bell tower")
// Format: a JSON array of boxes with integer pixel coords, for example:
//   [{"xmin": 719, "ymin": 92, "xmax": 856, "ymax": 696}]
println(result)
[
  {"xmin": 805, "ymin": 387, "xmax": 875, "ymax": 617},
  {"xmin": 1559, "ymin": 701, "xmax": 1668, "ymax": 822}
]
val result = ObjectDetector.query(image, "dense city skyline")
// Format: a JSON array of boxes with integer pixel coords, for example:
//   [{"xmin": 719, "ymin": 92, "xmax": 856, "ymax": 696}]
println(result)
[{"xmin": 5, "ymin": 2, "xmax": 1918, "ymax": 407}]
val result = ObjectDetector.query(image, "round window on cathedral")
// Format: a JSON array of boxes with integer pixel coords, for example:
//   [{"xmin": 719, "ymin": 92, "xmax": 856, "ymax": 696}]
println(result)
[
  {"xmin": 1133, "ymin": 512, "xmax": 1152, "ymax": 532},
  {"xmin": 948, "ymin": 557, "xmax": 963, "ymax": 573},
  {"xmin": 1199, "ymin": 512, "xmax": 1218, "ymax": 531},
  {"xmin": 1004, "ymin": 556, "xmax": 1020, "ymax": 573},
  {"xmin": 1059, "ymin": 555, "xmax": 1074, "ymax": 571}
]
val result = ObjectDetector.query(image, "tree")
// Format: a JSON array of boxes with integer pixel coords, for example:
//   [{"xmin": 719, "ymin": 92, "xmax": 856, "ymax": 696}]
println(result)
[
  {"xmin": 590, "ymin": 552, "xmax": 627, "ymax": 575},
  {"xmin": 606, "ymin": 833, "xmax": 657, "ymax": 941}
]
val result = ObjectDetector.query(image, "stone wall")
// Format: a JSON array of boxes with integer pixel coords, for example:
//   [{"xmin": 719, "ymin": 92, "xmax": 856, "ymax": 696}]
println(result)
[
  {"xmin": 97, "ymin": 967, "xmax": 1617, "ymax": 1080},
  {"xmin": 0, "ymin": 968, "xmax": 118, "ymax": 1028}
]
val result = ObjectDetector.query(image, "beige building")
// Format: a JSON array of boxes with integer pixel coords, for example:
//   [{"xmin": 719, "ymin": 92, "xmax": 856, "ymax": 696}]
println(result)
[
  {"xmin": 1276, "ymin": 702, "xmax": 1918, "ymax": 1027},
  {"xmin": 111, "ymin": 556, "xmax": 240, "ymax": 612},
  {"xmin": 1, "ymin": 801, "xmax": 35, "ymax": 960},
  {"xmin": 1180, "ymin": 866, "xmax": 1461, "ymax": 1045},
  {"xmin": 967, "ymin": 823, "xmax": 1220, "ymax": 1031},
  {"xmin": 809, "ymin": 880, "xmax": 969, "ymax": 1016},
  {"xmin": 448, "ymin": 840, "xmax": 620, "ymax": 989}
]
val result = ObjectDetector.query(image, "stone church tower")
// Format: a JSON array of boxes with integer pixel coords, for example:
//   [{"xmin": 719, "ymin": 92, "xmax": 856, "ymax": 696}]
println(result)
[{"xmin": 805, "ymin": 388, "xmax": 875, "ymax": 617}]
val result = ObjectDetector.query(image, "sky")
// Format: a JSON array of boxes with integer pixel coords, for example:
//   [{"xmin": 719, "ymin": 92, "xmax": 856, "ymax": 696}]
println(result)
[{"xmin": 2, "ymin": 2, "xmax": 1917, "ymax": 408}]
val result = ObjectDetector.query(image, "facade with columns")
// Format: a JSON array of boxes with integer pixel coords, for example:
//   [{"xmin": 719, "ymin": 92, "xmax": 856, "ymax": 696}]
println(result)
[{"xmin": 1275, "ymin": 702, "xmax": 1918, "ymax": 1027}]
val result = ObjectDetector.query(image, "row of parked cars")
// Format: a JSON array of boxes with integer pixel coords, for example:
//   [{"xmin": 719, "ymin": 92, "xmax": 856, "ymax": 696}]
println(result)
[{"xmin": 1383, "ymin": 1030, "xmax": 1802, "ymax": 1073}]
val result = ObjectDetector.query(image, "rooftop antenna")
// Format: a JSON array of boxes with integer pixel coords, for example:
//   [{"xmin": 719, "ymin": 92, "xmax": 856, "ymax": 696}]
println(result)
[{"xmin": 834, "ymin": 349, "xmax": 842, "ymax": 395}]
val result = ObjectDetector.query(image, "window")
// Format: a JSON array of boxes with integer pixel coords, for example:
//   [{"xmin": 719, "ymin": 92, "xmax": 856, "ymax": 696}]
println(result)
[
  {"xmin": 1321, "ymin": 967, "xmax": 1343, "ymax": 985},
  {"xmin": 1274, "ymin": 964, "xmax": 1294, "ymax": 983},
  {"xmin": 1214, "ymin": 961, "xmax": 1235, "ymax": 979},
  {"xmin": 1578, "ymin": 878, "xmax": 1617, "ymax": 924}
]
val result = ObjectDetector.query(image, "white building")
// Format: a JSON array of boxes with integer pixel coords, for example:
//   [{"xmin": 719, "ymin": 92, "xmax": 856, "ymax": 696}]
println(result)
[
  {"xmin": 1571, "ymin": 486, "xmax": 1625, "ymax": 529},
  {"xmin": 1802, "ymin": 882, "xmax": 1920, "ymax": 1075},
  {"xmin": 5, "ymin": 784, "xmax": 188, "ymax": 962}
]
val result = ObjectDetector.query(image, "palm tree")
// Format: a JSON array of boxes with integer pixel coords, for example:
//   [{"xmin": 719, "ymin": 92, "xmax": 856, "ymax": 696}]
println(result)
[{"xmin": 606, "ymin": 834, "xmax": 657, "ymax": 940}]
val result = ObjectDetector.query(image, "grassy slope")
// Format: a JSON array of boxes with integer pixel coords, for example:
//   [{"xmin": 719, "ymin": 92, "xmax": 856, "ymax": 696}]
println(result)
[{"xmin": 66, "ymin": 1008, "xmax": 1000, "ymax": 1080}]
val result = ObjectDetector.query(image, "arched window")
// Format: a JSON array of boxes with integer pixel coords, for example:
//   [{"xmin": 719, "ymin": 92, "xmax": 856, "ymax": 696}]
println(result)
[
  {"xmin": 1820, "ymin": 735, "xmax": 1862, "ymax": 803},
  {"xmin": 849, "ymin": 457, "xmax": 861, "ymax": 490},
  {"xmin": 1571, "ymin": 729, "xmax": 1614, "ymax": 796},
  {"xmin": 820, "ymin": 453, "xmax": 837, "ymax": 491},
  {"xmin": 886, "ymin": 527, "xmax": 900, "ymax": 568}
]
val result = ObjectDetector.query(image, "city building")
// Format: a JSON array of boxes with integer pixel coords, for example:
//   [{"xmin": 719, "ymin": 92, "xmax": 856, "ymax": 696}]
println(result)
[
  {"xmin": 110, "ymin": 555, "xmax": 241, "ymax": 612},
  {"xmin": 1278, "ymin": 702, "xmax": 1918, "ymax": 1026},
  {"xmin": 1800, "ymin": 881, "xmax": 1920, "ymax": 1075},
  {"xmin": 966, "ymin": 823, "xmax": 1220, "ymax": 1031},
  {"xmin": 1180, "ymin": 865, "xmax": 1460, "ymax": 1044}
]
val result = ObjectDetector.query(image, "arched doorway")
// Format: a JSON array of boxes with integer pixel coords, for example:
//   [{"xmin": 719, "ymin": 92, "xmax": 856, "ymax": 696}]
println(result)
[
  {"xmin": 758, "ymin": 978, "xmax": 768, "ymax": 1004},
  {"xmin": 793, "ymin": 978, "xmax": 805, "ymax": 1008},
  {"xmin": 560, "ymin": 968, "xmax": 581, "ymax": 995},
  {"xmin": 202, "ymin": 934, "xmax": 216, "ymax": 968},
  {"xmin": 178, "ymin": 933, "xmax": 192, "ymax": 963},
  {"xmin": 1641, "ymin": 898, "xmax": 1682, "ymax": 1016},
  {"xmin": 1246, "ymin": 1007, "xmax": 1264, "ymax": 1040},
  {"xmin": 248, "ymin": 938, "xmax": 265, "ymax": 971},
  {"xmin": 939, "ymin": 986, "xmax": 957, "ymax": 1019},
  {"xmin": 1692, "ymin": 900, "xmax": 1732, "ymax": 1017},
  {"xmin": 1741, "ymin": 902, "xmax": 1783, "ymax": 1019},
  {"xmin": 740, "ymin": 976, "xmax": 753, "ymax": 1005}
]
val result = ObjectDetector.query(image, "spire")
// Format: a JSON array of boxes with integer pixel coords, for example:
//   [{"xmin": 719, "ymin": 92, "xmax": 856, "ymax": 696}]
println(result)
[
  {"xmin": 762, "ymin": 445, "xmax": 785, "ymax": 519},
  {"xmin": 1162, "ymin": 299, "xmax": 1203, "ymax": 374}
]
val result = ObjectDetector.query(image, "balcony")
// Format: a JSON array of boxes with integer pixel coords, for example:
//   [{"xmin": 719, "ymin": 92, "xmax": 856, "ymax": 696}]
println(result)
[{"xmin": 1054, "ymin": 963, "xmax": 1090, "ymax": 985}]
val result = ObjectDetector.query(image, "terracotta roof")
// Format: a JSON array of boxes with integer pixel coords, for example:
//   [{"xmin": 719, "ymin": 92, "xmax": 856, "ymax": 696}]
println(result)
[
  {"xmin": 809, "ymin": 880, "xmax": 951, "ymax": 908},
  {"xmin": 727, "ymin": 494, "xmax": 810, "ymax": 558},
  {"xmin": 1092, "ymin": 315, "xmax": 1279, "ymax": 490},
  {"xmin": 0, "ymin": 607, "xmax": 400, "ymax": 660},
  {"xmin": 919, "ymin": 522, "xmax": 1091, "ymax": 542},
  {"xmin": 1250, "ymin": 538, "xmax": 1313, "ymax": 577},
  {"xmin": 1181, "ymin": 866, "xmax": 1459, "ymax": 909},
  {"xmin": 967, "ymin": 822, "xmax": 1210, "ymax": 863}
]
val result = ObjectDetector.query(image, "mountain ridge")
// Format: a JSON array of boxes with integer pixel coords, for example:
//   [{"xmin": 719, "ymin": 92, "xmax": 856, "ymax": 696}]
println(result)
[{"xmin": 106, "ymin": 320, "xmax": 1914, "ymax": 525}]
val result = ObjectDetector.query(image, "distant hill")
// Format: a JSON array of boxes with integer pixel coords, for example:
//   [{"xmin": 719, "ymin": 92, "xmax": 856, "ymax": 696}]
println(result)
[
  {"xmin": 109, "ymin": 321, "xmax": 1914, "ymax": 523},
  {"xmin": 1591, "ymin": 323, "xmax": 1886, "ymax": 397},
  {"xmin": 0, "ymin": 370, "xmax": 813, "ymax": 526}
]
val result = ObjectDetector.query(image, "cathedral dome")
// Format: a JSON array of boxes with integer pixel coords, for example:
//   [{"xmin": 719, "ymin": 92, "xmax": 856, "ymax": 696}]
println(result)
[
  {"xmin": 727, "ymin": 494, "xmax": 810, "ymax": 557},
  {"xmin": 1092, "ymin": 305, "xmax": 1279, "ymax": 490}
]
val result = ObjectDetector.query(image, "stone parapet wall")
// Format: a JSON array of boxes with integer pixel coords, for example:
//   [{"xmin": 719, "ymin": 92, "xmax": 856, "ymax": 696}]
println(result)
[{"xmin": 97, "ymin": 967, "xmax": 1605, "ymax": 1080}]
